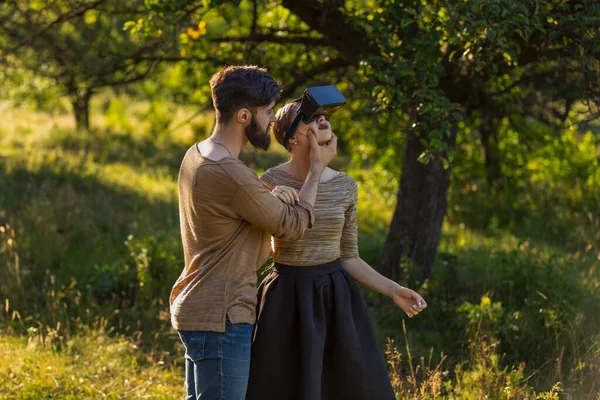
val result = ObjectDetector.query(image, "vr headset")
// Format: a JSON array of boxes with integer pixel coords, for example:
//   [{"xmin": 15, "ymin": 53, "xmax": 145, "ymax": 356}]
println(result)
[{"xmin": 282, "ymin": 85, "xmax": 346, "ymax": 148}]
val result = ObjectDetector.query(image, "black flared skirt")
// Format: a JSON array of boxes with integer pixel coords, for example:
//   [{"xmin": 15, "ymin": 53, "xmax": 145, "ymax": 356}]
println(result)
[{"xmin": 245, "ymin": 258, "xmax": 395, "ymax": 400}]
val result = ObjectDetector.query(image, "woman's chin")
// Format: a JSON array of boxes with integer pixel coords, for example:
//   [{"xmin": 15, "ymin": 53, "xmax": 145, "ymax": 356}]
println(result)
[{"xmin": 317, "ymin": 131, "xmax": 332, "ymax": 145}]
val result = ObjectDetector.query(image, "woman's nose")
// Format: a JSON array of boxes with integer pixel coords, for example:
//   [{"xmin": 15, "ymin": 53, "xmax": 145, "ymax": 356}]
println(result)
[{"xmin": 316, "ymin": 115, "xmax": 326, "ymax": 123}]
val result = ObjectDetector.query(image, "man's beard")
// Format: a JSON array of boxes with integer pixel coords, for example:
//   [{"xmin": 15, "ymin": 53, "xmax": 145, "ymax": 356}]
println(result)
[{"xmin": 245, "ymin": 114, "xmax": 271, "ymax": 151}]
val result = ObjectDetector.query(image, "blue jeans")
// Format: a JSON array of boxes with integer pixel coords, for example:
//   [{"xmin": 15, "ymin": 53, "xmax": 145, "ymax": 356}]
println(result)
[{"xmin": 178, "ymin": 318, "xmax": 252, "ymax": 400}]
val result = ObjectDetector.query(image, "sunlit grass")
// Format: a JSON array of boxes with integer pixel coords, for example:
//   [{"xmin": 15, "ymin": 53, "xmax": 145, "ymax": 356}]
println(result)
[
  {"xmin": 98, "ymin": 162, "xmax": 177, "ymax": 203},
  {"xmin": 0, "ymin": 332, "xmax": 182, "ymax": 399}
]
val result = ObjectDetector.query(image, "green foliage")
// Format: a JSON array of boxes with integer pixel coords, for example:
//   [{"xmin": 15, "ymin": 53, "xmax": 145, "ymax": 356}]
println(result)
[
  {"xmin": 0, "ymin": 0, "xmax": 178, "ymax": 128},
  {"xmin": 357, "ymin": 0, "xmax": 599, "ymax": 167},
  {"xmin": 105, "ymin": 96, "xmax": 135, "ymax": 133},
  {"xmin": 128, "ymin": 0, "xmax": 359, "ymax": 132},
  {"xmin": 449, "ymin": 116, "xmax": 600, "ymax": 245},
  {"xmin": 0, "ymin": 62, "xmax": 63, "ymax": 111}
]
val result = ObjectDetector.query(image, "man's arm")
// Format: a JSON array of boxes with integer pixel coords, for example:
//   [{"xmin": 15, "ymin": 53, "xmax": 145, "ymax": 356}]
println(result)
[
  {"xmin": 296, "ymin": 131, "xmax": 338, "ymax": 209},
  {"xmin": 231, "ymin": 131, "xmax": 337, "ymax": 239},
  {"xmin": 231, "ymin": 179, "xmax": 312, "ymax": 240}
]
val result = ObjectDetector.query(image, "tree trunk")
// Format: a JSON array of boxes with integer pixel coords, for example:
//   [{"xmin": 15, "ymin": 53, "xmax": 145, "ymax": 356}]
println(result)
[
  {"xmin": 379, "ymin": 127, "xmax": 457, "ymax": 281},
  {"xmin": 72, "ymin": 89, "xmax": 92, "ymax": 131},
  {"xmin": 480, "ymin": 116, "xmax": 503, "ymax": 190}
]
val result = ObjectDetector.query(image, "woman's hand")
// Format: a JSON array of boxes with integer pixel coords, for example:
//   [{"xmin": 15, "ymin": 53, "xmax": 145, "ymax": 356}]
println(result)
[
  {"xmin": 392, "ymin": 287, "xmax": 428, "ymax": 318},
  {"xmin": 270, "ymin": 185, "xmax": 298, "ymax": 205}
]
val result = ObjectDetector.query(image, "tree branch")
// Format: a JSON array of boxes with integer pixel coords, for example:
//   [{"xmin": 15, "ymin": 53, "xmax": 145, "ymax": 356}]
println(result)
[
  {"xmin": 211, "ymin": 34, "xmax": 326, "ymax": 46},
  {"xmin": 251, "ymin": 0, "xmax": 258, "ymax": 35},
  {"xmin": 279, "ymin": 57, "xmax": 350, "ymax": 100},
  {"xmin": 137, "ymin": 55, "xmax": 216, "ymax": 63},
  {"xmin": 89, "ymin": 59, "xmax": 161, "ymax": 90},
  {"xmin": 7, "ymin": 0, "xmax": 108, "ymax": 53},
  {"xmin": 281, "ymin": 0, "xmax": 375, "ymax": 64}
]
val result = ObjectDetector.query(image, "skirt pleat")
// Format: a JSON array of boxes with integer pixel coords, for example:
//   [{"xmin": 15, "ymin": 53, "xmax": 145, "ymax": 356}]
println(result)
[{"xmin": 246, "ymin": 259, "xmax": 395, "ymax": 400}]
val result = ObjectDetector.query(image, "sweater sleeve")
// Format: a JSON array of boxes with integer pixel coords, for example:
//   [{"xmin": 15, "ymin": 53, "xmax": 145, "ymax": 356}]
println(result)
[
  {"xmin": 230, "ymin": 170, "xmax": 314, "ymax": 240},
  {"xmin": 340, "ymin": 178, "xmax": 359, "ymax": 260}
]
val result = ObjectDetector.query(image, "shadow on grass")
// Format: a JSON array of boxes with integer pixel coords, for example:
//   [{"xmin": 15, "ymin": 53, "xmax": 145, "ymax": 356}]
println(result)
[{"xmin": 0, "ymin": 156, "xmax": 183, "ymax": 356}]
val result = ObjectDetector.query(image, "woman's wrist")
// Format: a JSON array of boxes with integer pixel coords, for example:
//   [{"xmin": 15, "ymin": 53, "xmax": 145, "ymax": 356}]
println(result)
[{"xmin": 387, "ymin": 281, "xmax": 404, "ymax": 298}]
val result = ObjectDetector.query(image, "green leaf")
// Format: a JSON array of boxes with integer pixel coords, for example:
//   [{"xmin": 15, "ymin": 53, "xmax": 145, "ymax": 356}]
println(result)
[
  {"xmin": 84, "ymin": 11, "xmax": 97, "ymax": 25},
  {"xmin": 503, "ymin": 50, "xmax": 517, "ymax": 63},
  {"xmin": 491, "ymin": 64, "xmax": 498, "ymax": 76},
  {"xmin": 452, "ymin": 111, "xmax": 463, "ymax": 121},
  {"xmin": 549, "ymin": 31, "xmax": 561, "ymax": 41},
  {"xmin": 123, "ymin": 21, "xmax": 137, "ymax": 31},
  {"xmin": 430, "ymin": 129, "xmax": 442, "ymax": 139},
  {"xmin": 442, "ymin": 157, "xmax": 450, "ymax": 169},
  {"xmin": 372, "ymin": 86, "xmax": 382, "ymax": 97},
  {"xmin": 417, "ymin": 152, "xmax": 431, "ymax": 164},
  {"xmin": 30, "ymin": 0, "xmax": 45, "ymax": 10}
]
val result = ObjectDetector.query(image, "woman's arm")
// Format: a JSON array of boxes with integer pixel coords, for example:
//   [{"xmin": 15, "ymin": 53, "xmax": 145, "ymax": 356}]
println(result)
[
  {"xmin": 341, "ymin": 257, "xmax": 427, "ymax": 318},
  {"xmin": 341, "ymin": 257, "xmax": 397, "ymax": 296},
  {"xmin": 339, "ymin": 178, "xmax": 427, "ymax": 317}
]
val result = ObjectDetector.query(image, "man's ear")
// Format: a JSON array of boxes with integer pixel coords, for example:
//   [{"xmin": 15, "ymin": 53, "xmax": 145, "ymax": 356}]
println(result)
[{"xmin": 236, "ymin": 108, "xmax": 250, "ymax": 124}]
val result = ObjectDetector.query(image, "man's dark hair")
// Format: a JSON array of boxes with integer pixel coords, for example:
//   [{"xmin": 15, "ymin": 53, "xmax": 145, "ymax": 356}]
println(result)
[{"xmin": 209, "ymin": 65, "xmax": 281, "ymax": 123}]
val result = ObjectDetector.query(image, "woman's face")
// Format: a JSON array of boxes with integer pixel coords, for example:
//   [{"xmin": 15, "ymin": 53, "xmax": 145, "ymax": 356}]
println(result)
[{"xmin": 292, "ymin": 112, "xmax": 332, "ymax": 148}]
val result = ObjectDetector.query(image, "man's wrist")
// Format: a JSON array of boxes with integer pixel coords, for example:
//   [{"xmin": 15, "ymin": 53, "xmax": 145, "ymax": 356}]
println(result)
[{"xmin": 308, "ymin": 164, "xmax": 326, "ymax": 176}]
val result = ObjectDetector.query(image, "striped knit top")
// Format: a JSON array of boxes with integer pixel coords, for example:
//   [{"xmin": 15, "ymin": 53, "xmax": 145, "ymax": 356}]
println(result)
[{"xmin": 260, "ymin": 166, "xmax": 360, "ymax": 266}]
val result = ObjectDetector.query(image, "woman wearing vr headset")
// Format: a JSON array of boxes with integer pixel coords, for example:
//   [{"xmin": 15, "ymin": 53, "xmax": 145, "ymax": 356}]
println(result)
[{"xmin": 245, "ymin": 99, "xmax": 428, "ymax": 400}]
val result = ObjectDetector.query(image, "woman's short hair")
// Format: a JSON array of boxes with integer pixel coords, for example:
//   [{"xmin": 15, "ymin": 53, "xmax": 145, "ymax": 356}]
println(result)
[{"xmin": 273, "ymin": 100, "xmax": 301, "ymax": 151}]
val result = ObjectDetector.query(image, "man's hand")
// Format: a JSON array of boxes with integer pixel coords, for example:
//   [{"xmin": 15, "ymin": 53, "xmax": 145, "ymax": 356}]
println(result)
[
  {"xmin": 270, "ymin": 185, "xmax": 298, "ymax": 205},
  {"xmin": 308, "ymin": 131, "xmax": 337, "ymax": 173}
]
